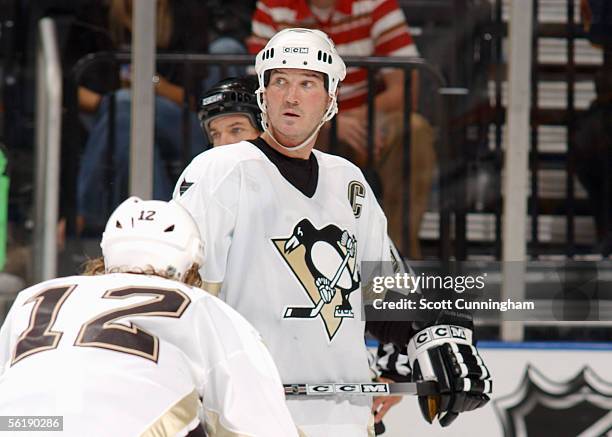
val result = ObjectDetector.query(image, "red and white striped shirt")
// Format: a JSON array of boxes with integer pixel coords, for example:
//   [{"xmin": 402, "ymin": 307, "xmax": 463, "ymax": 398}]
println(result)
[{"xmin": 248, "ymin": 0, "xmax": 419, "ymax": 110}]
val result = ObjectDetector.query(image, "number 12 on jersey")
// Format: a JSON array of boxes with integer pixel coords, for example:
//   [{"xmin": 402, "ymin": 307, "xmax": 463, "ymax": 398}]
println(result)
[{"xmin": 11, "ymin": 285, "xmax": 190, "ymax": 366}]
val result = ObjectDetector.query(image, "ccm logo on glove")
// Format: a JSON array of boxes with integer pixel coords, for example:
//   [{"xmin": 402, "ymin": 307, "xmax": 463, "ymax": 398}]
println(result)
[
  {"xmin": 415, "ymin": 325, "xmax": 471, "ymax": 347},
  {"xmin": 408, "ymin": 324, "xmax": 492, "ymax": 427}
]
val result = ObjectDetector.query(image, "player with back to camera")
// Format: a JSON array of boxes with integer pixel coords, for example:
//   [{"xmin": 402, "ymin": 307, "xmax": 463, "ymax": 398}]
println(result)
[
  {"xmin": 175, "ymin": 28, "xmax": 492, "ymax": 435},
  {"xmin": 0, "ymin": 197, "xmax": 299, "ymax": 437}
]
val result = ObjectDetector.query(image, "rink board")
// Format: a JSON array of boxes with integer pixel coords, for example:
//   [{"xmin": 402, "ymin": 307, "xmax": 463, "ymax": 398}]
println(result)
[{"xmin": 377, "ymin": 342, "xmax": 612, "ymax": 437}]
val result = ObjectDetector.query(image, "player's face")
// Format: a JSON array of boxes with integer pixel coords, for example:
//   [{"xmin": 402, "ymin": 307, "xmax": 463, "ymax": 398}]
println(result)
[
  {"xmin": 264, "ymin": 69, "xmax": 330, "ymax": 148},
  {"xmin": 208, "ymin": 114, "xmax": 260, "ymax": 147}
]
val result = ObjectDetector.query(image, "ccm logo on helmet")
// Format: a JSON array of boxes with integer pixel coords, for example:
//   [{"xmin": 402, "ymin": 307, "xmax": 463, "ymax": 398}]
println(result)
[
  {"xmin": 283, "ymin": 47, "xmax": 309, "ymax": 54},
  {"xmin": 201, "ymin": 93, "xmax": 224, "ymax": 106},
  {"xmin": 415, "ymin": 325, "xmax": 468, "ymax": 346}
]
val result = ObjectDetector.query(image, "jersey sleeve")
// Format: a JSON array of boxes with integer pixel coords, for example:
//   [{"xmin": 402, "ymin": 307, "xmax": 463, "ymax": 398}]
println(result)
[
  {"xmin": 358, "ymin": 178, "xmax": 422, "ymax": 346},
  {"xmin": 376, "ymin": 342, "xmax": 411, "ymax": 381},
  {"xmin": 359, "ymin": 179, "xmax": 393, "ymax": 287},
  {"xmin": 192, "ymin": 297, "xmax": 299, "ymax": 437},
  {"xmin": 173, "ymin": 157, "xmax": 240, "ymax": 285}
]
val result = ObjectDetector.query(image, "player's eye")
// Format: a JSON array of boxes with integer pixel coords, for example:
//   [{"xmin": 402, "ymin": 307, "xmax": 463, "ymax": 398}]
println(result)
[
  {"xmin": 274, "ymin": 77, "xmax": 287, "ymax": 86},
  {"xmin": 231, "ymin": 128, "xmax": 244, "ymax": 135}
]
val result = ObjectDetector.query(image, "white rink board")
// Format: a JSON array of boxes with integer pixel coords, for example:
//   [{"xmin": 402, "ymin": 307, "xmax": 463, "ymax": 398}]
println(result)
[{"xmin": 378, "ymin": 343, "xmax": 612, "ymax": 437}]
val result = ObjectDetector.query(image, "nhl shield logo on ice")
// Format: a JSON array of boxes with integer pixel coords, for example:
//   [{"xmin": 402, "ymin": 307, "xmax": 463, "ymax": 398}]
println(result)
[
  {"xmin": 494, "ymin": 365, "xmax": 612, "ymax": 436},
  {"xmin": 272, "ymin": 218, "xmax": 360, "ymax": 341}
]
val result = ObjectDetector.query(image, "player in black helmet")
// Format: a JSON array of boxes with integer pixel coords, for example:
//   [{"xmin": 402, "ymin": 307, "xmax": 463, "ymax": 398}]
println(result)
[{"xmin": 198, "ymin": 76, "xmax": 263, "ymax": 147}]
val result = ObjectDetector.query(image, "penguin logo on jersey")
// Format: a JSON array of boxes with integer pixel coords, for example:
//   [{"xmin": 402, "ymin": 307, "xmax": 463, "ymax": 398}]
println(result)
[{"xmin": 272, "ymin": 219, "xmax": 360, "ymax": 341}]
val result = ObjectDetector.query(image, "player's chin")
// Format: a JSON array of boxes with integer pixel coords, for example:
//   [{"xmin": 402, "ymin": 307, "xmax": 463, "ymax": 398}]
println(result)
[
  {"xmin": 277, "ymin": 118, "xmax": 301, "ymax": 130},
  {"xmin": 275, "ymin": 129, "xmax": 308, "ymax": 146},
  {"xmin": 283, "ymin": 140, "xmax": 308, "ymax": 149}
]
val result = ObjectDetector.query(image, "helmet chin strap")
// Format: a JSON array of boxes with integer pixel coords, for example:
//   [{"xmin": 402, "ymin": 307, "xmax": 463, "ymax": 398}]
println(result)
[
  {"xmin": 265, "ymin": 119, "xmax": 324, "ymax": 152},
  {"xmin": 258, "ymin": 90, "xmax": 337, "ymax": 154}
]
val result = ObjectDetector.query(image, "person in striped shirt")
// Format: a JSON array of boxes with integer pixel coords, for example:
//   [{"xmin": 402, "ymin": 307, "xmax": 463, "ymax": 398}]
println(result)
[{"xmin": 248, "ymin": 0, "xmax": 437, "ymax": 260}]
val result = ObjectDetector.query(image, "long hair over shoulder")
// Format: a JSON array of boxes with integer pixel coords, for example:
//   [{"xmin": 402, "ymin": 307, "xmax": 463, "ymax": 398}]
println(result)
[{"xmin": 82, "ymin": 257, "xmax": 202, "ymax": 288}]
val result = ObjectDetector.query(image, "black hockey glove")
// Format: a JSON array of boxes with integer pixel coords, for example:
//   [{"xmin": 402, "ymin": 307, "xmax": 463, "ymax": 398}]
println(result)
[{"xmin": 407, "ymin": 324, "xmax": 492, "ymax": 427}]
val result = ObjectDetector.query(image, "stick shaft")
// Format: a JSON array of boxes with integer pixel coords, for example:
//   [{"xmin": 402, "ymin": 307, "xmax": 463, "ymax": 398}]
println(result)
[{"xmin": 283, "ymin": 381, "xmax": 438, "ymax": 397}]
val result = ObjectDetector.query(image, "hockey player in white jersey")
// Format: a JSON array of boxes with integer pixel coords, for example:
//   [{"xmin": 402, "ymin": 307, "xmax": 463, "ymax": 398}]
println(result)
[
  {"xmin": 174, "ymin": 28, "xmax": 492, "ymax": 435},
  {"xmin": 198, "ymin": 74, "xmax": 408, "ymax": 431},
  {"xmin": 0, "ymin": 197, "xmax": 298, "ymax": 437}
]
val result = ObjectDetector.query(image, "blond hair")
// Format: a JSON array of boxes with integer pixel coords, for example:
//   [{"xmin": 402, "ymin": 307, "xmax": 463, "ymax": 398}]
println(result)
[
  {"xmin": 109, "ymin": 0, "xmax": 173, "ymax": 49},
  {"xmin": 82, "ymin": 257, "xmax": 202, "ymax": 288}
]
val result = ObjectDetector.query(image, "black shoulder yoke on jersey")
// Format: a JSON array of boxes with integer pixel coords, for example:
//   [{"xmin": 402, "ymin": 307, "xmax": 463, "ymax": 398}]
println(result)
[{"xmin": 249, "ymin": 137, "xmax": 319, "ymax": 198}]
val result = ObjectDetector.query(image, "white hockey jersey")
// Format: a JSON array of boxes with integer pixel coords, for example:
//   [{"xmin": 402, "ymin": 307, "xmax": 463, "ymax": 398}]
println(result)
[
  {"xmin": 174, "ymin": 141, "xmax": 392, "ymax": 436},
  {"xmin": 0, "ymin": 273, "xmax": 298, "ymax": 437}
]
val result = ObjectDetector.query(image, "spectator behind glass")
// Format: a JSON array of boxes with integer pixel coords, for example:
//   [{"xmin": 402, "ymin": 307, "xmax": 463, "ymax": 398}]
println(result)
[
  {"xmin": 73, "ymin": 0, "xmax": 207, "ymax": 236},
  {"xmin": 247, "ymin": 0, "xmax": 436, "ymax": 259},
  {"xmin": 200, "ymin": 1, "xmax": 258, "ymax": 93},
  {"xmin": 574, "ymin": 0, "xmax": 612, "ymax": 254}
]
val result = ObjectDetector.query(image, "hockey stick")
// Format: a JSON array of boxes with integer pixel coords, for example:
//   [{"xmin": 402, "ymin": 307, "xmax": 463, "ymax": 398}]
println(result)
[
  {"xmin": 283, "ymin": 297, "xmax": 325, "ymax": 319},
  {"xmin": 284, "ymin": 246, "xmax": 352, "ymax": 318},
  {"xmin": 284, "ymin": 381, "xmax": 439, "ymax": 397}
]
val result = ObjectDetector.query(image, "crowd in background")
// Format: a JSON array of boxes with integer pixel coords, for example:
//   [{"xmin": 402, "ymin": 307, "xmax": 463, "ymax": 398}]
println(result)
[{"xmin": 0, "ymin": 0, "xmax": 611, "ymax": 326}]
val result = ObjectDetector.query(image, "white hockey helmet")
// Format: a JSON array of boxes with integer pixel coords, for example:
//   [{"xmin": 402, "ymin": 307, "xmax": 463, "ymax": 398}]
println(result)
[
  {"xmin": 101, "ymin": 197, "xmax": 204, "ymax": 280},
  {"xmin": 255, "ymin": 28, "xmax": 347, "ymax": 128}
]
